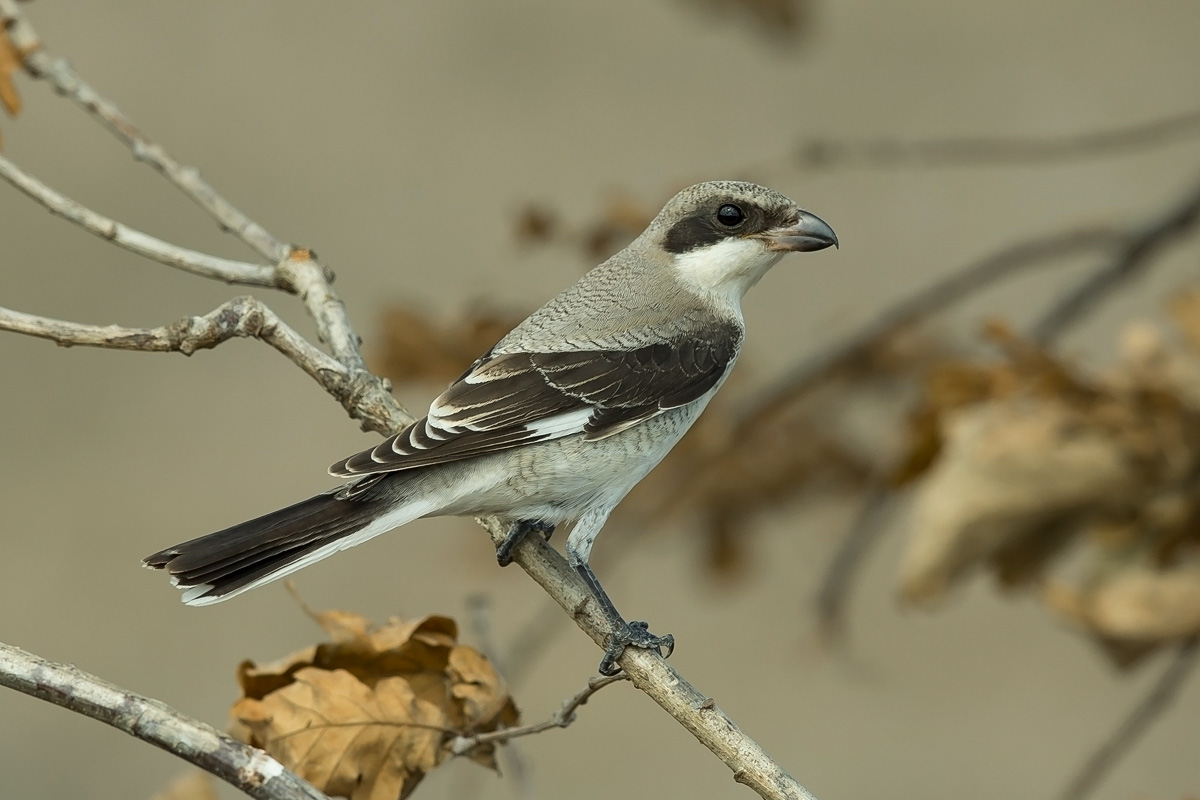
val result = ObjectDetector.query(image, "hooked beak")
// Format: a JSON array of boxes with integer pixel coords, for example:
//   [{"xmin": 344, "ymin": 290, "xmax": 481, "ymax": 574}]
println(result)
[{"xmin": 760, "ymin": 210, "xmax": 839, "ymax": 252}]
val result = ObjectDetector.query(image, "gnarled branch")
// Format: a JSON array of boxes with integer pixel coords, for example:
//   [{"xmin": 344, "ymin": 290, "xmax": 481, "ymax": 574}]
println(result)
[{"xmin": 0, "ymin": 642, "xmax": 330, "ymax": 800}]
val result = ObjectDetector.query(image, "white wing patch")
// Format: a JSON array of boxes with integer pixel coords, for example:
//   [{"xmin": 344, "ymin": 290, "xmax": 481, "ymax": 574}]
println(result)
[{"xmin": 523, "ymin": 407, "xmax": 594, "ymax": 439}]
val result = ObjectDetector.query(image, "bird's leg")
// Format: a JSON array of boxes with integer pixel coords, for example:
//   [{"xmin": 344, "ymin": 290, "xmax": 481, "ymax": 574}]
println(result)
[
  {"xmin": 495, "ymin": 519, "xmax": 556, "ymax": 567},
  {"xmin": 573, "ymin": 560, "xmax": 675, "ymax": 676},
  {"xmin": 564, "ymin": 509, "xmax": 674, "ymax": 674}
]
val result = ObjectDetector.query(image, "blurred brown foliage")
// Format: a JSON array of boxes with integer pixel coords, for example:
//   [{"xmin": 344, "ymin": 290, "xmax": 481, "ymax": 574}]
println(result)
[
  {"xmin": 681, "ymin": 0, "xmax": 813, "ymax": 45},
  {"xmin": 897, "ymin": 314, "xmax": 1200, "ymax": 666},
  {"xmin": 516, "ymin": 194, "xmax": 653, "ymax": 262},
  {"xmin": 374, "ymin": 306, "xmax": 517, "ymax": 386},
  {"xmin": 0, "ymin": 25, "xmax": 24, "ymax": 148},
  {"xmin": 229, "ymin": 602, "xmax": 518, "ymax": 800}
]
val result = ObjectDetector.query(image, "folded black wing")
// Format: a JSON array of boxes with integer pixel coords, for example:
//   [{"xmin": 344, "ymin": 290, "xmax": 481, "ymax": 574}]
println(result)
[{"xmin": 330, "ymin": 325, "xmax": 740, "ymax": 477}]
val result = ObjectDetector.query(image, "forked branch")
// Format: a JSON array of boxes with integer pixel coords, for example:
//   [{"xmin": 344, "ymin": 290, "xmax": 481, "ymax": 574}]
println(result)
[{"xmin": 0, "ymin": 3, "xmax": 817, "ymax": 799}]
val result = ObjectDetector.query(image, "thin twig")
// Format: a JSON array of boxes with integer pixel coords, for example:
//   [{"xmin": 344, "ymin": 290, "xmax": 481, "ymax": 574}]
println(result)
[
  {"xmin": 0, "ymin": 154, "xmax": 279, "ymax": 286},
  {"xmin": 0, "ymin": 0, "xmax": 287, "ymax": 263},
  {"xmin": 1034, "ymin": 175, "xmax": 1200, "ymax": 343},
  {"xmin": 0, "ymin": 286, "xmax": 401, "ymax": 435},
  {"xmin": 743, "ymin": 224, "xmax": 1124, "ymax": 427},
  {"xmin": 466, "ymin": 594, "xmax": 513, "ymax": 678},
  {"xmin": 0, "ymin": 642, "xmax": 330, "ymax": 800},
  {"xmin": 796, "ymin": 109, "xmax": 1200, "ymax": 171},
  {"xmin": 815, "ymin": 482, "xmax": 895, "ymax": 646},
  {"xmin": 1054, "ymin": 635, "xmax": 1200, "ymax": 800},
  {"xmin": 502, "ymin": 601, "xmax": 573, "ymax": 687},
  {"xmin": 450, "ymin": 674, "xmax": 628, "ymax": 755},
  {"xmin": 464, "ymin": 594, "xmax": 537, "ymax": 800}
]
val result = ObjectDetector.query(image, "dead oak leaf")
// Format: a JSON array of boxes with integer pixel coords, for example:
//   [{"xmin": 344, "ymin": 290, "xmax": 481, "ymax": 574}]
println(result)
[
  {"xmin": 232, "ymin": 610, "xmax": 519, "ymax": 796},
  {"xmin": 898, "ymin": 398, "xmax": 1137, "ymax": 604},
  {"xmin": 1045, "ymin": 563, "xmax": 1200, "ymax": 643},
  {"xmin": 235, "ymin": 668, "xmax": 445, "ymax": 800},
  {"xmin": 0, "ymin": 26, "xmax": 21, "ymax": 116},
  {"xmin": 237, "ymin": 614, "xmax": 459, "ymax": 700},
  {"xmin": 446, "ymin": 645, "xmax": 520, "ymax": 768},
  {"xmin": 0, "ymin": 24, "xmax": 25, "ymax": 149}
]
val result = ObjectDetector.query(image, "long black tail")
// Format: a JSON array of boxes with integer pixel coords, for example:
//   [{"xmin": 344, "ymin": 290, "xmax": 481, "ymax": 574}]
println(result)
[{"xmin": 144, "ymin": 485, "xmax": 394, "ymax": 605}]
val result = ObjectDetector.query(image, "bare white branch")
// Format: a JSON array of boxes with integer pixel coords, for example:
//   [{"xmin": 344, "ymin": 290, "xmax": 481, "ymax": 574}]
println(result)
[
  {"xmin": 477, "ymin": 516, "xmax": 819, "ymax": 800},
  {"xmin": 0, "ymin": 641, "xmax": 330, "ymax": 800},
  {"xmin": 0, "ymin": 296, "xmax": 406, "ymax": 435},
  {"xmin": 0, "ymin": 154, "xmax": 279, "ymax": 286},
  {"xmin": 0, "ymin": 296, "xmax": 370, "ymax": 411}
]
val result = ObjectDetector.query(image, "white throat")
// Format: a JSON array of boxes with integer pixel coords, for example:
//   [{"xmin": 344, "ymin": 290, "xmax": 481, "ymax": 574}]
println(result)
[{"xmin": 671, "ymin": 238, "xmax": 784, "ymax": 310}]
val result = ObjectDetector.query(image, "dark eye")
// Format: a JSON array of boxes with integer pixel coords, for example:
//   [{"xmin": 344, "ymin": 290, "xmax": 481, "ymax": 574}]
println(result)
[{"xmin": 716, "ymin": 204, "xmax": 745, "ymax": 227}]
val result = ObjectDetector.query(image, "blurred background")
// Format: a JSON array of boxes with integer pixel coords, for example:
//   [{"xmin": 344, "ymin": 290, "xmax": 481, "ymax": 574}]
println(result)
[{"xmin": 2, "ymin": 1, "xmax": 1200, "ymax": 799}]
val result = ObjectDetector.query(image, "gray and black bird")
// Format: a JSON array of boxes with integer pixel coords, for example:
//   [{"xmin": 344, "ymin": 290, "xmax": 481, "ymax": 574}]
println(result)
[{"xmin": 145, "ymin": 181, "xmax": 838, "ymax": 675}]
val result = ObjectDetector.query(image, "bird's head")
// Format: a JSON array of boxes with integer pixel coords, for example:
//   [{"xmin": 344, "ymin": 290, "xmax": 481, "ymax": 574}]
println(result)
[{"xmin": 647, "ymin": 181, "xmax": 837, "ymax": 303}]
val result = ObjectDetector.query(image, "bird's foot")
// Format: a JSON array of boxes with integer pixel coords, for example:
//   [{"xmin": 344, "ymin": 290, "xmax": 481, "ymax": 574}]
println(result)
[
  {"xmin": 496, "ymin": 519, "xmax": 556, "ymax": 566},
  {"xmin": 597, "ymin": 620, "xmax": 675, "ymax": 676}
]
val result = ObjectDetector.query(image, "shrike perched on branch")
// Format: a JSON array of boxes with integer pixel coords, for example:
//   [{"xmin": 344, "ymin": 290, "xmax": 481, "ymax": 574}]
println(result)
[{"xmin": 146, "ymin": 180, "xmax": 838, "ymax": 675}]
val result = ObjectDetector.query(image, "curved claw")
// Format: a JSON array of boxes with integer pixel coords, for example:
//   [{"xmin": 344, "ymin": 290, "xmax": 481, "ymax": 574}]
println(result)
[
  {"xmin": 597, "ymin": 620, "xmax": 676, "ymax": 676},
  {"xmin": 496, "ymin": 520, "xmax": 555, "ymax": 567}
]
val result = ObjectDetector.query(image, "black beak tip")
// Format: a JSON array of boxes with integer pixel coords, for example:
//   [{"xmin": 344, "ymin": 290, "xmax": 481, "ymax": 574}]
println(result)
[
  {"xmin": 798, "ymin": 211, "xmax": 838, "ymax": 251},
  {"xmin": 808, "ymin": 231, "xmax": 839, "ymax": 251}
]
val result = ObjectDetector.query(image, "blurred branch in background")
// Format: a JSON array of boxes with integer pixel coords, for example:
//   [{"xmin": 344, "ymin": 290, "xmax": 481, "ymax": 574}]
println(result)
[
  {"xmin": 680, "ymin": 0, "xmax": 813, "ymax": 47},
  {"xmin": 515, "ymin": 110, "xmax": 1200, "ymax": 268},
  {"xmin": 795, "ymin": 108, "xmax": 1200, "ymax": 171},
  {"xmin": 1035, "ymin": 176, "xmax": 1200, "ymax": 342},
  {"xmin": 1056, "ymin": 634, "xmax": 1200, "ymax": 800}
]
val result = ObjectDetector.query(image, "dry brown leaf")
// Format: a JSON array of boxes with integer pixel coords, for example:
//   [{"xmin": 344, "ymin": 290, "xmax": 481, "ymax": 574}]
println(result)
[
  {"xmin": 149, "ymin": 770, "xmax": 217, "ymax": 800},
  {"xmin": 888, "ymin": 308, "xmax": 1200, "ymax": 667},
  {"xmin": 446, "ymin": 645, "xmax": 519, "ymax": 769},
  {"xmin": 233, "ymin": 611, "xmax": 518, "ymax": 799},
  {"xmin": 235, "ymin": 668, "xmax": 444, "ymax": 800},
  {"xmin": 1168, "ymin": 286, "xmax": 1200, "ymax": 353},
  {"xmin": 0, "ymin": 26, "xmax": 21, "ymax": 118},
  {"xmin": 1046, "ymin": 565, "xmax": 1200, "ymax": 642},
  {"xmin": 0, "ymin": 24, "xmax": 25, "ymax": 149},
  {"xmin": 311, "ymin": 609, "xmax": 373, "ymax": 643},
  {"xmin": 899, "ymin": 399, "xmax": 1138, "ymax": 604}
]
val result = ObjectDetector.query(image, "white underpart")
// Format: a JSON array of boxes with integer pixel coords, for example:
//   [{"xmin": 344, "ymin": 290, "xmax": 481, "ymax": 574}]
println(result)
[
  {"xmin": 671, "ymin": 237, "xmax": 785, "ymax": 308},
  {"xmin": 181, "ymin": 495, "xmax": 443, "ymax": 606},
  {"xmin": 565, "ymin": 505, "xmax": 616, "ymax": 566}
]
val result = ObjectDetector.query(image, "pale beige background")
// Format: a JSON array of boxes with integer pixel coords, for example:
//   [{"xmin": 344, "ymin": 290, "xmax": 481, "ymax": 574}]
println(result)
[{"xmin": 2, "ymin": 2, "xmax": 1200, "ymax": 799}]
